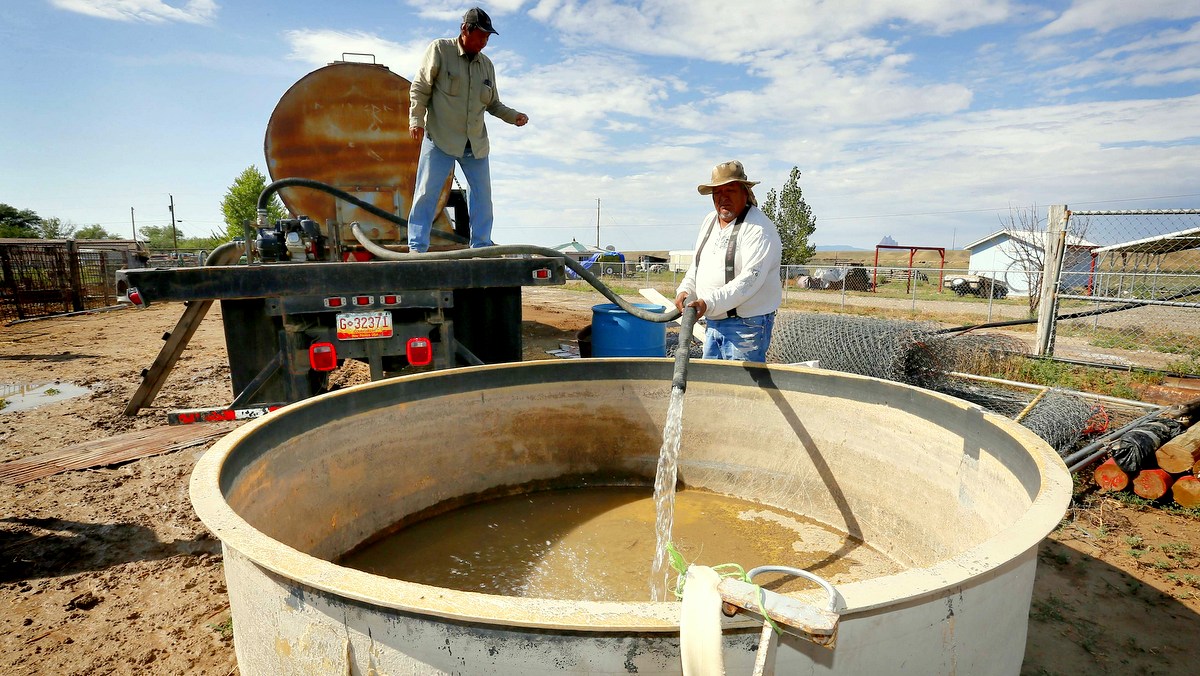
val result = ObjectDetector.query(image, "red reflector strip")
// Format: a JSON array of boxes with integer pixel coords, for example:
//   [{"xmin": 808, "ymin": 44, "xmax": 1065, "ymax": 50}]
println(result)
[
  {"xmin": 169, "ymin": 405, "xmax": 283, "ymax": 425},
  {"xmin": 325, "ymin": 297, "xmax": 345, "ymax": 308}
]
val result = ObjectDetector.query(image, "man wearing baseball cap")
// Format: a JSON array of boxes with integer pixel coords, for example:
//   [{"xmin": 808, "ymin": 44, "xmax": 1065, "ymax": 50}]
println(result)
[
  {"xmin": 674, "ymin": 161, "xmax": 783, "ymax": 362},
  {"xmin": 407, "ymin": 7, "xmax": 529, "ymax": 252}
]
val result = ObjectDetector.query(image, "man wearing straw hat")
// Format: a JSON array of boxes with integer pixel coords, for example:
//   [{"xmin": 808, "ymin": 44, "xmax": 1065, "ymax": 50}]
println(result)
[{"xmin": 674, "ymin": 161, "xmax": 783, "ymax": 362}]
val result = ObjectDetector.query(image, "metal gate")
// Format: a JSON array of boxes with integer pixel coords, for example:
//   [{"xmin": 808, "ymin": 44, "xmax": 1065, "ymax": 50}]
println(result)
[
  {"xmin": 0, "ymin": 239, "xmax": 143, "ymax": 322},
  {"xmin": 1043, "ymin": 209, "xmax": 1200, "ymax": 374}
]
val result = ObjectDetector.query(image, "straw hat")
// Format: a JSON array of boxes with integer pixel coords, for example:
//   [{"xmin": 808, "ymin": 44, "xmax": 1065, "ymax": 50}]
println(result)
[
  {"xmin": 697, "ymin": 160, "xmax": 759, "ymax": 205},
  {"xmin": 696, "ymin": 160, "xmax": 759, "ymax": 195}
]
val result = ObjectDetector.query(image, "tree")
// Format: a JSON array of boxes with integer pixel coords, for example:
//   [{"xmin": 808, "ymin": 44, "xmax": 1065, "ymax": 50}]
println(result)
[
  {"xmin": 0, "ymin": 203, "xmax": 42, "ymax": 238},
  {"xmin": 221, "ymin": 165, "xmax": 285, "ymax": 240},
  {"xmin": 75, "ymin": 224, "xmax": 120, "ymax": 239},
  {"xmin": 999, "ymin": 205, "xmax": 1091, "ymax": 315},
  {"xmin": 761, "ymin": 167, "xmax": 816, "ymax": 266},
  {"xmin": 138, "ymin": 224, "xmax": 186, "ymax": 250},
  {"xmin": 37, "ymin": 217, "xmax": 76, "ymax": 239}
]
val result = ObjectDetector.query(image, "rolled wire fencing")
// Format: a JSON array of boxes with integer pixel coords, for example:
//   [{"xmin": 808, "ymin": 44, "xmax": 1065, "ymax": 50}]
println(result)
[{"xmin": 763, "ymin": 311, "xmax": 1155, "ymax": 458}]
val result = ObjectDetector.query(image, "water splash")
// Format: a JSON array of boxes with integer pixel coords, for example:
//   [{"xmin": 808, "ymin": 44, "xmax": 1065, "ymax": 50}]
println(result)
[{"xmin": 650, "ymin": 386, "xmax": 686, "ymax": 600}]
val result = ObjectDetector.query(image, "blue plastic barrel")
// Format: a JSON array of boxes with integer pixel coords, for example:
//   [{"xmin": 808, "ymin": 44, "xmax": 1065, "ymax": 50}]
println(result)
[{"xmin": 590, "ymin": 303, "xmax": 667, "ymax": 357}]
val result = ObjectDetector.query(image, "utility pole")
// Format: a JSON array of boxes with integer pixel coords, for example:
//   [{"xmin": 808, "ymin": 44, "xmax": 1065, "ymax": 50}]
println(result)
[
  {"xmin": 169, "ymin": 194, "xmax": 179, "ymax": 261},
  {"xmin": 130, "ymin": 207, "xmax": 136, "ymax": 241},
  {"xmin": 596, "ymin": 198, "xmax": 601, "ymax": 248}
]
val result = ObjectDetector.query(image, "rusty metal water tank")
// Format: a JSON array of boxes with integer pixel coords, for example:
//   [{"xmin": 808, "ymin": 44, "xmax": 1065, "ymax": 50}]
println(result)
[{"xmin": 264, "ymin": 59, "xmax": 454, "ymax": 246}]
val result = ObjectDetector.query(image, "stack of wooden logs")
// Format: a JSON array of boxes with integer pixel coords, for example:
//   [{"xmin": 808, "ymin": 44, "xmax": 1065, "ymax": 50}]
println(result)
[{"xmin": 1094, "ymin": 404, "xmax": 1200, "ymax": 507}]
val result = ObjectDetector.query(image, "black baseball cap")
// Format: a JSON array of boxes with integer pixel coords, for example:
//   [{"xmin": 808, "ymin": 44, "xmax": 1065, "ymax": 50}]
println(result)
[{"xmin": 463, "ymin": 7, "xmax": 498, "ymax": 35}]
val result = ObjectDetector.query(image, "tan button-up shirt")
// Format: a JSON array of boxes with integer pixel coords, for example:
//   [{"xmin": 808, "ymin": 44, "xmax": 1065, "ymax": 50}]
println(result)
[{"xmin": 409, "ymin": 37, "xmax": 522, "ymax": 159}]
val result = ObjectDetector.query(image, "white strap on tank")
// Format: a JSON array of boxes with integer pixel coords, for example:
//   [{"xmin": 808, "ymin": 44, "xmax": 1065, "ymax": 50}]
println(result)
[{"xmin": 679, "ymin": 565, "xmax": 726, "ymax": 676}]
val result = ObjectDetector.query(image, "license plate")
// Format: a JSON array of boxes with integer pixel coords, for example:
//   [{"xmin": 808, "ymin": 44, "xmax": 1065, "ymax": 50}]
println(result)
[{"xmin": 336, "ymin": 311, "xmax": 393, "ymax": 340}]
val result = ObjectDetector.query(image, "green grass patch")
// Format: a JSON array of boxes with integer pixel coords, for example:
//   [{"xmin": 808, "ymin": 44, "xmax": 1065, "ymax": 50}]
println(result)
[
  {"xmin": 1029, "ymin": 595, "xmax": 1070, "ymax": 623},
  {"xmin": 986, "ymin": 358, "xmax": 1162, "ymax": 400},
  {"xmin": 208, "ymin": 616, "xmax": 233, "ymax": 640},
  {"xmin": 1164, "ymin": 353, "xmax": 1200, "ymax": 376}
]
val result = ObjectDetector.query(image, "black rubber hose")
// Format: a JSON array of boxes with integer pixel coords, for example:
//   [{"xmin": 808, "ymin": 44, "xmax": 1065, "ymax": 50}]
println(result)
[
  {"xmin": 671, "ymin": 306, "xmax": 699, "ymax": 391},
  {"xmin": 205, "ymin": 240, "xmax": 243, "ymax": 267},
  {"xmin": 258, "ymin": 178, "xmax": 468, "ymax": 245},
  {"xmin": 350, "ymin": 222, "xmax": 682, "ymax": 324},
  {"xmin": 935, "ymin": 285, "xmax": 1200, "ymax": 335}
]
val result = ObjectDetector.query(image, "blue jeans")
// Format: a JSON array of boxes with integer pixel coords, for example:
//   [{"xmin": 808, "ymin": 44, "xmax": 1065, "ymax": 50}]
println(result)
[
  {"xmin": 407, "ymin": 136, "xmax": 494, "ymax": 252},
  {"xmin": 703, "ymin": 312, "xmax": 776, "ymax": 362}
]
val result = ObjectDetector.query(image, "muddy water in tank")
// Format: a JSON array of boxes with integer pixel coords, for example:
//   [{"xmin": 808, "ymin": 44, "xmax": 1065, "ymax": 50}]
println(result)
[{"xmin": 339, "ymin": 486, "xmax": 901, "ymax": 602}]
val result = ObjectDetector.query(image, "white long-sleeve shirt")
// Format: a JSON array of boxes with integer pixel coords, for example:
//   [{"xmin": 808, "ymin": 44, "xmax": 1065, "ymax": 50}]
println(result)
[{"xmin": 676, "ymin": 206, "xmax": 782, "ymax": 320}]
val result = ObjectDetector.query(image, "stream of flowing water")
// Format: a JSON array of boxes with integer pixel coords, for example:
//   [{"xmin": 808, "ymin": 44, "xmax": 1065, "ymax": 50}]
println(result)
[{"xmin": 650, "ymin": 386, "xmax": 687, "ymax": 600}]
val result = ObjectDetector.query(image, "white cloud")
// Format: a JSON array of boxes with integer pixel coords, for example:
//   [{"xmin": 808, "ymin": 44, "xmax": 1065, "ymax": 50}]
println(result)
[
  {"xmin": 1035, "ymin": 0, "xmax": 1200, "ymax": 37},
  {"xmin": 404, "ymin": 0, "xmax": 530, "ymax": 22},
  {"xmin": 1036, "ymin": 22, "xmax": 1200, "ymax": 91},
  {"xmin": 279, "ymin": 3, "xmax": 1200, "ymax": 250},
  {"xmin": 283, "ymin": 29, "xmax": 431, "ymax": 76},
  {"xmin": 529, "ymin": 0, "xmax": 1018, "ymax": 61},
  {"xmin": 48, "ymin": 0, "xmax": 218, "ymax": 24}
]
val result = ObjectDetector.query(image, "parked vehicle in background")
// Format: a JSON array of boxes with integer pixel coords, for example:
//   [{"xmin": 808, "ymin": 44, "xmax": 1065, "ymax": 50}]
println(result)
[{"xmin": 944, "ymin": 273, "xmax": 1009, "ymax": 298}]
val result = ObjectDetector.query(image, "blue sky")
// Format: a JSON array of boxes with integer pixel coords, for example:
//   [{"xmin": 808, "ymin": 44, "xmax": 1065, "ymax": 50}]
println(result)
[{"xmin": 2, "ymin": 0, "xmax": 1199, "ymax": 251}]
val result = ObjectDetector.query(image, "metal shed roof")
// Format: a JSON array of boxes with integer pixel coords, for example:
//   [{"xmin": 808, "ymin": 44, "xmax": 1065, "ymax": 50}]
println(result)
[
  {"xmin": 963, "ymin": 229, "xmax": 1097, "ymax": 251},
  {"xmin": 1091, "ymin": 226, "xmax": 1200, "ymax": 255}
]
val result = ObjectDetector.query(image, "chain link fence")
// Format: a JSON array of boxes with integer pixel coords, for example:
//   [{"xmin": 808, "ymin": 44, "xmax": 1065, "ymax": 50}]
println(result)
[{"xmin": 1048, "ymin": 210, "xmax": 1200, "ymax": 374}]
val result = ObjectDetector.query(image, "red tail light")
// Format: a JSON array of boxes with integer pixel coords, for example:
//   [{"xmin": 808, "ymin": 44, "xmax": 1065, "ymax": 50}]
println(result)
[
  {"xmin": 309, "ymin": 342, "xmax": 338, "ymax": 371},
  {"xmin": 127, "ymin": 287, "xmax": 144, "ymax": 307},
  {"xmin": 406, "ymin": 337, "xmax": 433, "ymax": 366}
]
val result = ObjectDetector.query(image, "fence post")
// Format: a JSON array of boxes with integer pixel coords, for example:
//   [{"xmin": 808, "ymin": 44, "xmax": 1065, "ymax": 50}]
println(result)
[
  {"xmin": 65, "ymin": 240, "xmax": 85, "ymax": 311},
  {"xmin": 986, "ymin": 271, "xmax": 995, "ymax": 323},
  {"xmin": 840, "ymin": 265, "xmax": 847, "ymax": 309},
  {"xmin": 0, "ymin": 245, "xmax": 21, "ymax": 320},
  {"xmin": 1034, "ymin": 205, "xmax": 1068, "ymax": 356}
]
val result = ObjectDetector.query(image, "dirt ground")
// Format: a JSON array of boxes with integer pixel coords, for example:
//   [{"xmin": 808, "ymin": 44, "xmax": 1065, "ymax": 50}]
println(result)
[{"xmin": 1, "ymin": 288, "xmax": 1198, "ymax": 675}]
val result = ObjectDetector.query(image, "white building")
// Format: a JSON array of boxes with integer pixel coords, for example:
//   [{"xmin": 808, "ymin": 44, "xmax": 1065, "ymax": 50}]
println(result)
[
  {"xmin": 668, "ymin": 250, "xmax": 694, "ymax": 273},
  {"xmin": 963, "ymin": 229, "xmax": 1097, "ymax": 295}
]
